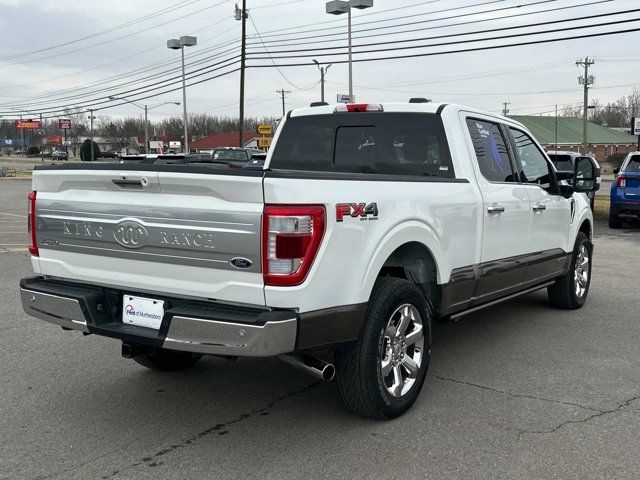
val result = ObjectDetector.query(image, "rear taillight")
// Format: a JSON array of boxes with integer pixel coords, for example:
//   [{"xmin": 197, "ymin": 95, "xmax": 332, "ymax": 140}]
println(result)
[
  {"xmin": 28, "ymin": 191, "xmax": 38, "ymax": 256},
  {"xmin": 262, "ymin": 205, "xmax": 325, "ymax": 286},
  {"xmin": 617, "ymin": 175, "xmax": 626, "ymax": 188}
]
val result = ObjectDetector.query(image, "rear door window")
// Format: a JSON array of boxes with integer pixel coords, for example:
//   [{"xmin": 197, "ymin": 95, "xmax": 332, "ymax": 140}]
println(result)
[
  {"xmin": 269, "ymin": 113, "xmax": 454, "ymax": 178},
  {"xmin": 465, "ymin": 118, "xmax": 517, "ymax": 183}
]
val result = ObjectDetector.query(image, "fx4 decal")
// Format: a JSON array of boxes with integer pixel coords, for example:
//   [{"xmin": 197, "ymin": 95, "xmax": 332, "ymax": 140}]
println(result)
[{"xmin": 336, "ymin": 203, "xmax": 379, "ymax": 222}]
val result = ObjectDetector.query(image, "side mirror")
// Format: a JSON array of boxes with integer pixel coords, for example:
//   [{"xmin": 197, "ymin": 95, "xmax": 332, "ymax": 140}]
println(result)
[
  {"xmin": 613, "ymin": 166, "xmax": 620, "ymax": 174},
  {"xmin": 573, "ymin": 156, "xmax": 600, "ymax": 193}
]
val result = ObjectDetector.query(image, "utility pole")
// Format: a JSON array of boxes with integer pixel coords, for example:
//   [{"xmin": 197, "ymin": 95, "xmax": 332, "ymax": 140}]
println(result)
[
  {"xmin": 144, "ymin": 105, "xmax": 149, "ymax": 154},
  {"xmin": 576, "ymin": 57, "xmax": 595, "ymax": 155},
  {"xmin": 39, "ymin": 113, "xmax": 44, "ymax": 163},
  {"xmin": 555, "ymin": 105, "xmax": 558, "ymax": 150},
  {"xmin": 236, "ymin": 1, "xmax": 248, "ymax": 147},
  {"xmin": 313, "ymin": 60, "xmax": 332, "ymax": 102},
  {"xmin": 19, "ymin": 114, "xmax": 24, "ymax": 156},
  {"xmin": 276, "ymin": 89, "xmax": 291, "ymax": 117},
  {"xmin": 502, "ymin": 102, "xmax": 510, "ymax": 116},
  {"xmin": 89, "ymin": 108, "xmax": 95, "ymax": 162}
]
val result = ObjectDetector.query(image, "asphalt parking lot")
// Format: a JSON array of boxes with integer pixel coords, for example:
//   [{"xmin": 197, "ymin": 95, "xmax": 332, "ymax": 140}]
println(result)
[{"xmin": 2, "ymin": 179, "xmax": 640, "ymax": 479}]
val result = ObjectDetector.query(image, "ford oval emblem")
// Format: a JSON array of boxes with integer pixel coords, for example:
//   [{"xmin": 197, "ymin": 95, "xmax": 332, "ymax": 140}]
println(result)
[
  {"xmin": 114, "ymin": 220, "xmax": 149, "ymax": 249},
  {"xmin": 230, "ymin": 257, "xmax": 253, "ymax": 269}
]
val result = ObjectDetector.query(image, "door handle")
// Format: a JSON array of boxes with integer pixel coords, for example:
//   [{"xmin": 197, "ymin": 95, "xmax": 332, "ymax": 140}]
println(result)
[
  {"xmin": 487, "ymin": 206, "xmax": 505, "ymax": 214},
  {"xmin": 532, "ymin": 204, "xmax": 547, "ymax": 212}
]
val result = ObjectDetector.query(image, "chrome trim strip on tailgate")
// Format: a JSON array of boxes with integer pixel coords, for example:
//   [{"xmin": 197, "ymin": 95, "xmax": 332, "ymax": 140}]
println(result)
[
  {"xmin": 35, "ymin": 200, "xmax": 261, "ymax": 272},
  {"xmin": 20, "ymin": 288, "xmax": 89, "ymax": 333}
]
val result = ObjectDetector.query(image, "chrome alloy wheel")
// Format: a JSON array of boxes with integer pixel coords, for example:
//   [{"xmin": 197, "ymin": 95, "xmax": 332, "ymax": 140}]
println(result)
[
  {"xmin": 574, "ymin": 244, "xmax": 590, "ymax": 298},
  {"xmin": 380, "ymin": 304, "xmax": 425, "ymax": 398}
]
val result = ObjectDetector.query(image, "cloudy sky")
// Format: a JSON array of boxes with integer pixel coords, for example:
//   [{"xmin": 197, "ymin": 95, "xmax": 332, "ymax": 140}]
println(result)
[{"xmin": 0, "ymin": 0, "xmax": 638, "ymax": 122}]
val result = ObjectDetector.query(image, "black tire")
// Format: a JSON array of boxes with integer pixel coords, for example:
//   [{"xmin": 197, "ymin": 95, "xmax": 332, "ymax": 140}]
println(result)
[
  {"xmin": 335, "ymin": 277, "xmax": 432, "ymax": 419},
  {"xmin": 133, "ymin": 348, "xmax": 202, "ymax": 371},
  {"xmin": 548, "ymin": 232, "xmax": 592, "ymax": 309},
  {"xmin": 608, "ymin": 211, "xmax": 622, "ymax": 229}
]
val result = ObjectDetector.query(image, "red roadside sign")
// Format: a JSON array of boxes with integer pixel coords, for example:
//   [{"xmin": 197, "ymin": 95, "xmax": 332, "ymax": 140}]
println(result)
[
  {"xmin": 15, "ymin": 119, "xmax": 42, "ymax": 129},
  {"xmin": 58, "ymin": 119, "xmax": 71, "ymax": 129},
  {"xmin": 45, "ymin": 135, "xmax": 63, "ymax": 145}
]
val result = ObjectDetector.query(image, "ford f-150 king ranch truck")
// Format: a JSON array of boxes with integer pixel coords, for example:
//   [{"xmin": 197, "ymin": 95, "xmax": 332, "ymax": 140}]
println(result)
[{"xmin": 20, "ymin": 102, "xmax": 599, "ymax": 419}]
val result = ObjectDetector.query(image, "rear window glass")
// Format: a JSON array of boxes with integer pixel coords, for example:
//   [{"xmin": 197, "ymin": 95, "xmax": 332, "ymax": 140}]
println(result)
[
  {"xmin": 626, "ymin": 155, "xmax": 640, "ymax": 172},
  {"xmin": 465, "ymin": 118, "xmax": 516, "ymax": 183},
  {"xmin": 269, "ymin": 113, "xmax": 454, "ymax": 178}
]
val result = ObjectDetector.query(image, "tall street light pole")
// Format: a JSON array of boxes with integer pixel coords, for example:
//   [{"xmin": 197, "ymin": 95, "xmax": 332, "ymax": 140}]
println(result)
[
  {"xmin": 313, "ymin": 59, "xmax": 332, "ymax": 102},
  {"xmin": 167, "ymin": 35, "xmax": 197, "ymax": 153},
  {"xmin": 109, "ymin": 96, "xmax": 180, "ymax": 153},
  {"xmin": 236, "ymin": 1, "xmax": 248, "ymax": 147},
  {"xmin": 326, "ymin": 0, "xmax": 373, "ymax": 103}
]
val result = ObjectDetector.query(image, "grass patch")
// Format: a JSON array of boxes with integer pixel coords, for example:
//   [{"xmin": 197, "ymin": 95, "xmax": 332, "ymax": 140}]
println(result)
[{"xmin": 593, "ymin": 197, "xmax": 610, "ymax": 219}]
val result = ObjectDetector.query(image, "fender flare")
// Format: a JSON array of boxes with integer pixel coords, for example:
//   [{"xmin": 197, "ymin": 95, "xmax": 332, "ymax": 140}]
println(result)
[{"xmin": 360, "ymin": 220, "xmax": 449, "ymax": 300}]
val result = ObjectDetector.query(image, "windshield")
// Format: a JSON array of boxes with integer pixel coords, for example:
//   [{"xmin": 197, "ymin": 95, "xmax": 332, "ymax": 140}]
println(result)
[{"xmin": 213, "ymin": 149, "xmax": 248, "ymax": 162}]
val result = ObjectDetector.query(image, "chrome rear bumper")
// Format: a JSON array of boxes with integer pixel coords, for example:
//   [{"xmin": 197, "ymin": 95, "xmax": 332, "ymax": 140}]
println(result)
[
  {"xmin": 20, "ymin": 277, "xmax": 297, "ymax": 357},
  {"xmin": 21, "ymin": 288, "xmax": 90, "ymax": 333}
]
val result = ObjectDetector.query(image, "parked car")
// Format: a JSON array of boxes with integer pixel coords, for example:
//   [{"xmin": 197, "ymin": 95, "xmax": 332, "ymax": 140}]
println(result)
[
  {"xmin": 98, "ymin": 150, "xmax": 119, "ymax": 159},
  {"xmin": 20, "ymin": 102, "xmax": 599, "ymax": 419},
  {"xmin": 609, "ymin": 152, "xmax": 640, "ymax": 228},
  {"xmin": 211, "ymin": 147, "xmax": 263, "ymax": 168},
  {"xmin": 51, "ymin": 150, "xmax": 68, "ymax": 161},
  {"xmin": 244, "ymin": 152, "xmax": 267, "ymax": 169},
  {"xmin": 546, "ymin": 150, "xmax": 601, "ymax": 210}
]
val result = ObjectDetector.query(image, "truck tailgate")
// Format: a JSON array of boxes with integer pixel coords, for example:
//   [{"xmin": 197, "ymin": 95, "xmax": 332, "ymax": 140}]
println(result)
[{"xmin": 32, "ymin": 167, "xmax": 265, "ymax": 306}]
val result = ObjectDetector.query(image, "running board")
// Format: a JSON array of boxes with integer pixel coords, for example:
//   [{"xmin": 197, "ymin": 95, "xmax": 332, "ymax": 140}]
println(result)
[{"xmin": 450, "ymin": 281, "xmax": 554, "ymax": 320}]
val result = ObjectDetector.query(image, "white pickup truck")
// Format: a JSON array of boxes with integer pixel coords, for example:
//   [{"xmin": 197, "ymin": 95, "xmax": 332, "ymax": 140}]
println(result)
[{"xmin": 20, "ymin": 102, "xmax": 599, "ymax": 419}]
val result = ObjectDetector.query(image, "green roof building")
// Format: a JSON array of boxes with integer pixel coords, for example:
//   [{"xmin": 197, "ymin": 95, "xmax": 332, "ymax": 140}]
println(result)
[{"xmin": 510, "ymin": 116, "xmax": 638, "ymax": 162}]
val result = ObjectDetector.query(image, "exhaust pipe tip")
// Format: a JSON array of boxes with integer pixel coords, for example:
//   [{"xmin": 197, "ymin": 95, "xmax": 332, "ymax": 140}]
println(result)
[
  {"xmin": 321, "ymin": 363, "xmax": 335, "ymax": 382},
  {"xmin": 279, "ymin": 354, "xmax": 335, "ymax": 382}
]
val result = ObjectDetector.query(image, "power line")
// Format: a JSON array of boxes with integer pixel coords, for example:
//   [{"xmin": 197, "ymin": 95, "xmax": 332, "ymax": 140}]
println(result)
[
  {"xmin": 0, "ymin": 18, "xmax": 239, "ymax": 92},
  {"xmin": 247, "ymin": 24, "xmax": 640, "ymax": 69},
  {"xmin": 246, "ymin": 0, "xmax": 612, "ymax": 49},
  {"xmin": 0, "ymin": 0, "xmax": 204, "ymax": 61},
  {"xmin": 247, "ymin": 14, "xmax": 640, "ymax": 61},
  {"xmin": 249, "ymin": 0, "xmax": 509, "ymax": 42},
  {"xmin": 1, "ymin": 0, "xmax": 233, "ymax": 67}
]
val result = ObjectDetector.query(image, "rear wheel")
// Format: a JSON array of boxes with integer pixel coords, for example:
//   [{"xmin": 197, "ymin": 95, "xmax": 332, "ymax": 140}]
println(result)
[
  {"xmin": 608, "ymin": 210, "xmax": 622, "ymax": 229},
  {"xmin": 548, "ymin": 232, "xmax": 591, "ymax": 309},
  {"xmin": 335, "ymin": 277, "xmax": 431, "ymax": 419},
  {"xmin": 134, "ymin": 348, "xmax": 202, "ymax": 371}
]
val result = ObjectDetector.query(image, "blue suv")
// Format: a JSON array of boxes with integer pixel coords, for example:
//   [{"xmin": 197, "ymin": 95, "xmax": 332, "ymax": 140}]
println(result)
[{"xmin": 610, "ymin": 152, "xmax": 640, "ymax": 228}]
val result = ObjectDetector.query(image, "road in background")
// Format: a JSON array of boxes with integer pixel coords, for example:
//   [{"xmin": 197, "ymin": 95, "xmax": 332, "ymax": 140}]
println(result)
[
  {"xmin": 2, "ymin": 180, "xmax": 640, "ymax": 479},
  {"xmin": 0, "ymin": 180, "xmax": 29, "ymax": 252}
]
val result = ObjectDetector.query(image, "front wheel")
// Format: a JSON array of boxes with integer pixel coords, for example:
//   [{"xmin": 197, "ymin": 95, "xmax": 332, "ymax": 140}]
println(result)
[
  {"xmin": 335, "ymin": 277, "xmax": 431, "ymax": 419},
  {"xmin": 548, "ymin": 232, "xmax": 592, "ymax": 309},
  {"xmin": 133, "ymin": 348, "xmax": 202, "ymax": 371}
]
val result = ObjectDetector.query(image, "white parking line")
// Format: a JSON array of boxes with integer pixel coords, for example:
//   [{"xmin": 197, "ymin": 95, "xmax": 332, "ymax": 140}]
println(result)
[{"xmin": 0, "ymin": 212, "xmax": 26, "ymax": 218}]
